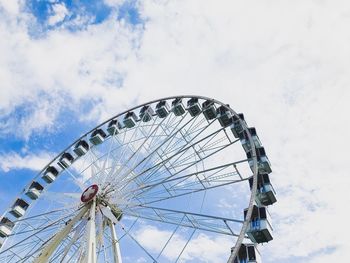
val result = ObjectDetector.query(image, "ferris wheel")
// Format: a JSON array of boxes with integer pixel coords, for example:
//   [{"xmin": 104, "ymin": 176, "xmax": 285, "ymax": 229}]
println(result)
[{"xmin": 0, "ymin": 96, "xmax": 277, "ymax": 263}]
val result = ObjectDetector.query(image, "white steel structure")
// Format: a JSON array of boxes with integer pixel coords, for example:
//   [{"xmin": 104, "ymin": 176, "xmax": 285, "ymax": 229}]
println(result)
[{"xmin": 0, "ymin": 96, "xmax": 276, "ymax": 262}]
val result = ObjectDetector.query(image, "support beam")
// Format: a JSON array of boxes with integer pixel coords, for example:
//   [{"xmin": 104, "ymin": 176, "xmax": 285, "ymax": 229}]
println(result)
[
  {"xmin": 110, "ymin": 221, "xmax": 122, "ymax": 263},
  {"xmin": 59, "ymin": 220, "xmax": 85, "ymax": 262},
  {"xmin": 33, "ymin": 206, "xmax": 89, "ymax": 263},
  {"xmin": 85, "ymin": 198, "xmax": 97, "ymax": 263}
]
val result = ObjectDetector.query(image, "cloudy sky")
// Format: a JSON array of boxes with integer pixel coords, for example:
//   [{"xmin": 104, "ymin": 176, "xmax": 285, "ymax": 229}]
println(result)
[{"xmin": 0, "ymin": 0, "xmax": 349, "ymax": 262}]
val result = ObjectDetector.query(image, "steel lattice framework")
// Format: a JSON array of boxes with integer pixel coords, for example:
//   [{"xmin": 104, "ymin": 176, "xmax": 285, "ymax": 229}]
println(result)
[{"xmin": 0, "ymin": 96, "xmax": 276, "ymax": 263}]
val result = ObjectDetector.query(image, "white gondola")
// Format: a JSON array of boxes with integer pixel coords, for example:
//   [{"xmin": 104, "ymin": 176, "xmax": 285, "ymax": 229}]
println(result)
[
  {"xmin": 107, "ymin": 119, "xmax": 122, "ymax": 136},
  {"xmin": 187, "ymin": 98, "xmax": 202, "ymax": 117},
  {"xmin": 240, "ymin": 127, "xmax": 262, "ymax": 153},
  {"xmin": 230, "ymin": 113, "xmax": 247, "ymax": 138},
  {"xmin": 42, "ymin": 166, "xmax": 59, "ymax": 183},
  {"xmin": 89, "ymin": 129, "xmax": 106, "ymax": 145},
  {"xmin": 244, "ymin": 205, "xmax": 273, "ymax": 244},
  {"xmin": 0, "ymin": 217, "xmax": 14, "ymax": 238},
  {"xmin": 124, "ymin": 111, "xmax": 139, "ymax": 128},
  {"xmin": 171, "ymin": 98, "xmax": 186, "ymax": 116},
  {"xmin": 156, "ymin": 100, "xmax": 170, "ymax": 118},
  {"xmin": 59, "ymin": 152, "xmax": 74, "ymax": 169},
  {"xmin": 10, "ymin": 198, "xmax": 29, "ymax": 218},
  {"xmin": 139, "ymin": 105, "xmax": 154, "ymax": 122},
  {"xmin": 232, "ymin": 243, "xmax": 262, "ymax": 263},
  {"xmin": 202, "ymin": 100, "xmax": 217, "ymax": 120},
  {"xmin": 73, "ymin": 140, "xmax": 89, "ymax": 157},
  {"xmin": 247, "ymin": 147, "xmax": 272, "ymax": 174},
  {"xmin": 249, "ymin": 173, "xmax": 277, "ymax": 206},
  {"xmin": 25, "ymin": 181, "xmax": 44, "ymax": 200}
]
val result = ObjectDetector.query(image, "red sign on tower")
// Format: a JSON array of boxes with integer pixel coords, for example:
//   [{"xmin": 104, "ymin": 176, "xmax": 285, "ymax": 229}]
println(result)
[{"xmin": 81, "ymin": 184, "xmax": 99, "ymax": 203}]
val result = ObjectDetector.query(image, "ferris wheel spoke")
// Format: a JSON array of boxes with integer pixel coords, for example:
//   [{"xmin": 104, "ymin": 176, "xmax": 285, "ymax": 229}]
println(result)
[
  {"xmin": 0, "ymin": 239, "xmax": 39, "ymax": 262},
  {"xmin": 162, "ymin": 117, "xmax": 206, "ymax": 156},
  {"xmin": 9, "ymin": 207, "xmax": 78, "ymax": 225},
  {"xmin": 113, "ymin": 114, "xmax": 184, "ymax": 186},
  {"xmin": 107, "ymin": 137, "xmax": 146, "ymax": 187},
  {"xmin": 0, "ymin": 209, "xmax": 80, "ymax": 262},
  {"xmin": 123, "ymin": 205, "xmax": 242, "ymax": 237},
  {"xmin": 61, "ymin": 242, "xmax": 82, "ymax": 263},
  {"xmin": 2, "ymin": 208, "xmax": 77, "ymax": 247},
  {"xmin": 17, "ymin": 241, "xmax": 44, "ymax": 262},
  {"xmin": 7, "ymin": 205, "xmax": 81, "ymax": 248},
  {"xmin": 114, "ymin": 115, "xmax": 157, "ymax": 163},
  {"xmin": 12, "ymin": 228, "xmax": 71, "ymax": 262},
  {"xmin": 7, "ymin": 221, "xmax": 62, "ymax": 239},
  {"xmin": 60, "ymin": 161, "xmax": 87, "ymax": 191},
  {"xmin": 158, "ymin": 136, "xmax": 235, "ymax": 182},
  {"xmin": 184, "ymin": 127, "xmax": 225, "ymax": 155},
  {"xmin": 32, "ymin": 205, "xmax": 89, "ymax": 262},
  {"xmin": 48, "ymin": 238, "xmax": 73, "ymax": 263},
  {"xmin": 104, "ymin": 137, "xmax": 176, "ymax": 199},
  {"xmin": 174, "ymin": 229, "xmax": 196, "ymax": 263},
  {"xmin": 122, "ymin": 159, "xmax": 247, "ymax": 204},
  {"xmin": 115, "ymin": 112, "xmax": 199, "ymax": 188},
  {"xmin": 90, "ymin": 118, "xmax": 157, "ymax": 191},
  {"xmin": 111, "ymin": 115, "xmax": 167, "ymax": 186},
  {"xmin": 103, "ymin": 119, "xmax": 149, "ymax": 185},
  {"xmin": 135, "ymin": 114, "xmax": 212, "ymax": 181},
  {"xmin": 137, "ymin": 126, "xmax": 225, "ymax": 186},
  {"xmin": 138, "ymin": 123, "xmax": 171, "ymax": 163},
  {"xmin": 155, "ymin": 214, "xmax": 185, "ymax": 260},
  {"xmin": 102, "ymin": 139, "xmax": 133, "ymax": 189},
  {"xmin": 40, "ymin": 192, "xmax": 81, "ymax": 207},
  {"xmin": 119, "ymin": 223, "xmax": 158, "ymax": 263},
  {"xmin": 136, "ymin": 117, "xmax": 190, "ymax": 175},
  {"xmin": 88, "ymin": 148, "xmax": 110, "ymax": 184},
  {"xmin": 99, "ymin": 128, "xmax": 121, "ymax": 188},
  {"xmin": 110, "ymin": 216, "xmax": 139, "ymax": 247},
  {"xmin": 164, "ymin": 159, "xmax": 246, "ymax": 189},
  {"xmin": 124, "ymin": 140, "xmax": 239, "ymax": 206},
  {"xmin": 162, "ymin": 128, "xmax": 233, "ymax": 171},
  {"xmin": 131, "ymin": 177, "xmax": 244, "ymax": 208},
  {"xmin": 56, "ymin": 219, "xmax": 86, "ymax": 262},
  {"xmin": 77, "ymin": 136, "xmax": 143, "ymax": 186},
  {"xmin": 49, "ymin": 233, "xmax": 84, "ymax": 263},
  {"xmin": 106, "ymin": 137, "xmax": 130, "ymax": 181},
  {"xmin": 117, "ymin": 119, "xmax": 219, "ymax": 192},
  {"xmin": 103, "ymin": 138, "xmax": 156, "ymax": 196},
  {"xmin": 86, "ymin": 142, "xmax": 127, "ymax": 186}
]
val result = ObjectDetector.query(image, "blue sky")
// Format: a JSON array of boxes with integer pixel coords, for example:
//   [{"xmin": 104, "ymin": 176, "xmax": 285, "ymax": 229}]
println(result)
[
  {"xmin": 0, "ymin": 0, "xmax": 350, "ymax": 262},
  {"xmin": 0, "ymin": 0, "xmax": 142, "ymax": 239},
  {"xmin": 26, "ymin": 0, "xmax": 142, "ymax": 29}
]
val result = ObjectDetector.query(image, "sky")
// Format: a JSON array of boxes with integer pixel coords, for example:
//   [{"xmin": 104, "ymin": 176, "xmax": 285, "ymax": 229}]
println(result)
[{"xmin": 0, "ymin": 0, "xmax": 350, "ymax": 262}]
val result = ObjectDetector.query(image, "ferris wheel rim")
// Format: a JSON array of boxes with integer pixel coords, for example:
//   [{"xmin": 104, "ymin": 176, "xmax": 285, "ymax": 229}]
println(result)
[{"xmin": 0, "ymin": 95, "xmax": 259, "ymax": 263}]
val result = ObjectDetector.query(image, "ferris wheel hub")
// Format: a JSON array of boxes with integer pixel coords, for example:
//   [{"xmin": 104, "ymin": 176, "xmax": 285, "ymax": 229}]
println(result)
[{"xmin": 81, "ymin": 184, "xmax": 99, "ymax": 203}]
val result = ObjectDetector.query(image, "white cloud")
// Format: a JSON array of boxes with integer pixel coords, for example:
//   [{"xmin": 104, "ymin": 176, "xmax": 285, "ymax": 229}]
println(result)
[
  {"xmin": 0, "ymin": 0, "xmax": 350, "ymax": 262},
  {"xmin": 104, "ymin": 0, "xmax": 125, "ymax": 8},
  {"xmin": 122, "ymin": 2, "xmax": 350, "ymax": 261},
  {"xmin": 135, "ymin": 225, "xmax": 233, "ymax": 262},
  {"xmin": 136, "ymin": 257, "xmax": 147, "ymax": 263},
  {"xmin": 0, "ymin": 0, "xmax": 21, "ymax": 15},
  {"xmin": 0, "ymin": 151, "xmax": 55, "ymax": 172},
  {"xmin": 48, "ymin": 3, "xmax": 69, "ymax": 26},
  {"xmin": 0, "ymin": 1, "xmax": 142, "ymax": 138}
]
